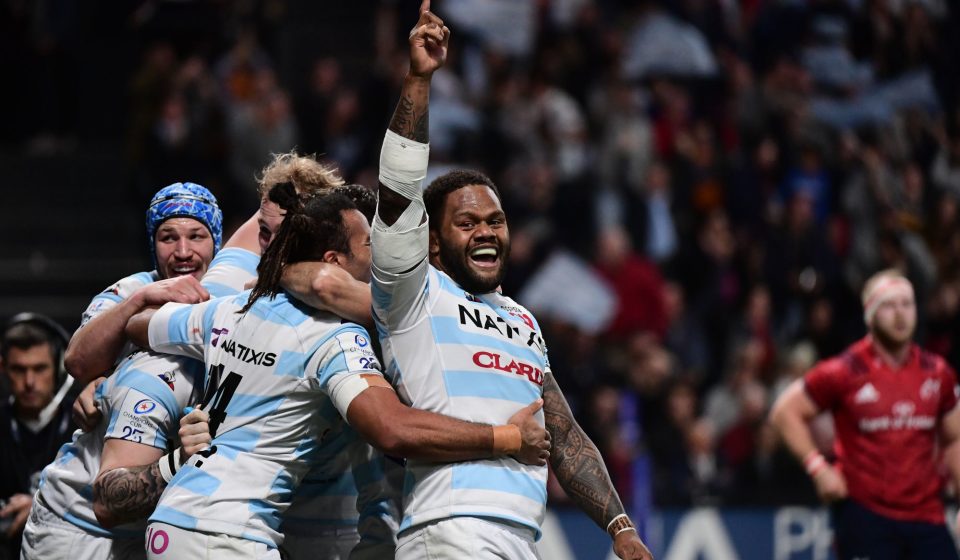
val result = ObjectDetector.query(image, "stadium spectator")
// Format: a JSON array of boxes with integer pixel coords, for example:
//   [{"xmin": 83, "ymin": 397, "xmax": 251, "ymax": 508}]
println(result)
[{"xmin": 0, "ymin": 314, "xmax": 76, "ymax": 560}]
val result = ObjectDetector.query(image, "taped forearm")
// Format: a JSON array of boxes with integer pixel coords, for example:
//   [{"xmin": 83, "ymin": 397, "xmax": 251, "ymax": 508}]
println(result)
[
  {"xmin": 372, "ymin": 204, "xmax": 429, "ymax": 273},
  {"xmin": 379, "ymin": 129, "xmax": 429, "ymax": 201}
]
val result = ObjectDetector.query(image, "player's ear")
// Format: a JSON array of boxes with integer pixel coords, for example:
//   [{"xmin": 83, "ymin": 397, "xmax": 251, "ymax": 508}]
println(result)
[
  {"xmin": 428, "ymin": 229, "xmax": 440, "ymax": 258},
  {"xmin": 323, "ymin": 250, "xmax": 341, "ymax": 266}
]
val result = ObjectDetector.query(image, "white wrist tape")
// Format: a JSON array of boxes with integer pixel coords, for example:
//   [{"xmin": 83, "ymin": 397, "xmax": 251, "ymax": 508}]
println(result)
[
  {"xmin": 379, "ymin": 129, "xmax": 429, "ymax": 201},
  {"xmin": 157, "ymin": 448, "xmax": 182, "ymax": 483}
]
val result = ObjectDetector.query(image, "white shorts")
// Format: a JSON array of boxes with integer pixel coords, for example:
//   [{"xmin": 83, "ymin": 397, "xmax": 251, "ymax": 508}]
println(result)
[
  {"xmin": 396, "ymin": 517, "xmax": 540, "ymax": 560},
  {"xmin": 145, "ymin": 522, "xmax": 280, "ymax": 560},
  {"xmin": 20, "ymin": 495, "xmax": 145, "ymax": 560},
  {"xmin": 281, "ymin": 527, "xmax": 359, "ymax": 560}
]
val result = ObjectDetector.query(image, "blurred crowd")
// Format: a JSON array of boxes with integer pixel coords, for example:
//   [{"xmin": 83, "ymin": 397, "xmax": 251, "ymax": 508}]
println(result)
[{"xmin": 7, "ymin": 0, "xmax": 960, "ymax": 511}]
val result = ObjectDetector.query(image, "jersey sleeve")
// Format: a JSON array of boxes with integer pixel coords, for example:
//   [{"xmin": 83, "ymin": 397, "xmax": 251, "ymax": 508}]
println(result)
[
  {"xmin": 803, "ymin": 358, "xmax": 846, "ymax": 411},
  {"xmin": 102, "ymin": 366, "xmax": 181, "ymax": 450},
  {"xmin": 148, "ymin": 298, "xmax": 224, "ymax": 361},
  {"xmin": 79, "ymin": 271, "xmax": 156, "ymax": 327},
  {"xmin": 370, "ymin": 217, "xmax": 432, "ymax": 332},
  {"xmin": 201, "ymin": 248, "xmax": 260, "ymax": 298},
  {"xmin": 308, "ymin": 325, "xmax": 386, "ymax": 419}
]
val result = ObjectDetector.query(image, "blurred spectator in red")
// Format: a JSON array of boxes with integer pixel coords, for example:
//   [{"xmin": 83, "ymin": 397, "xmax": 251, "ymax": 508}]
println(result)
[{"xmin": 594, "ymin": 226, "xmax": 668, "ymax": 341}]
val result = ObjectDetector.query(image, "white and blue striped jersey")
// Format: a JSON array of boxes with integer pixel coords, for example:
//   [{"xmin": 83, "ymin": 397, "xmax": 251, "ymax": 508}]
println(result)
[
  {"xmin": 77, "ymin": 248, "xmax": 262, "ymax": 365},
  {"xmin": 370, "ymin": 221, "xmax": 549, "ymax": 537},
  {"xmin": 37, "ymin": 351, "xmax": 204, "ymax": 538},
  {"xmin": 145, "ymin": 290, "xmax": 386, "ymax": 548},
  {"xmin": 37, "ymin": 248, "xmax": 259, "ymax": 537},
  {"xmin": 81, "ymin": 272, "xmax": 158, "ymax": 328}
]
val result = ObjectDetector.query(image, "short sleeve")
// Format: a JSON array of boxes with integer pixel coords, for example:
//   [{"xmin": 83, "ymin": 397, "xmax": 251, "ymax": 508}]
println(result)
[
  {"xmin": 148, "ymin": 298, "xmax": 223, "ymax": 361},
  {"xmin": 103, "ymin": 368, "xmax": 180, "ymax": 450},
  {"xmin": 202, "ymin": 248, "xmax": 260, "ymax": 298},
  {"xmin": 308, "ymin": 326, "xmax": 386, "ymax": 418},
  {"xmin": 803, "ymin": 358, "xmax": 846, "ymax": 411}
]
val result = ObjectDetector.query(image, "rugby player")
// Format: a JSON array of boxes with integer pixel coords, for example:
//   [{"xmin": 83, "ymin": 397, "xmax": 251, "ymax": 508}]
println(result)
[
  {"xmin": 369, "ymin": 2, "xmax": 652, "ymax": 558},
  {"xmin": 771, "ymin": 270, "xmax": 960, "ymax": 559},
  {"xmin": 125, "ymin": 186, "xmax": 550, "ymax": 559}
]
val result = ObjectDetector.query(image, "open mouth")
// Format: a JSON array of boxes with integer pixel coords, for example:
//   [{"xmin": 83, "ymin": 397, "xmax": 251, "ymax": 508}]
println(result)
[
  {"xmin": 469, "ymin": 246, "xmax": 500, "ymax": 268},
  {"xmin": 172, "ymin": 263, "xmax": 200, "ymax": 276}
]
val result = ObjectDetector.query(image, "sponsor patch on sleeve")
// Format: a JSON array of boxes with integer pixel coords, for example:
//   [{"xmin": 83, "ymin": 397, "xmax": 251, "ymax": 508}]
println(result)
[{"xmin": 334, "ymin": 331, "xmax": 381, "ymax": 372}]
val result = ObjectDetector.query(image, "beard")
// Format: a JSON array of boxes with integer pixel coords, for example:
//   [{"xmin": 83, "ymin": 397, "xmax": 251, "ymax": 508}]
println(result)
[
  {"xmin": 871, "ymin": 320, "xmax": 913, "ymax": 352},
  {"xmin": 437, "ymin": 236, "xmax": 509, "ymax": 295}
]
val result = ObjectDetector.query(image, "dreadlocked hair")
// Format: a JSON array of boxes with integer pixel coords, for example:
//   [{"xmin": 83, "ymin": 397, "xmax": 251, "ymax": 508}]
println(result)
[{"xmin": 241, "ymin": 183, "xmax": 358, "ymax": 313}]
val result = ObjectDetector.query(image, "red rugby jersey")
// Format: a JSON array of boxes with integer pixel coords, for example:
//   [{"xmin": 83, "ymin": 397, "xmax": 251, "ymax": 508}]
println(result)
[{"xmin": 804, "ymin": 336, "xmax": 959, "ymax": 524}]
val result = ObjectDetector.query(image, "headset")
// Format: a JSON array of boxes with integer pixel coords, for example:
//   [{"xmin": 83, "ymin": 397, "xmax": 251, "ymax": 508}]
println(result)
[{"xmin": 2, "ymin": 312, "xmax": 71, "ymax": 387}]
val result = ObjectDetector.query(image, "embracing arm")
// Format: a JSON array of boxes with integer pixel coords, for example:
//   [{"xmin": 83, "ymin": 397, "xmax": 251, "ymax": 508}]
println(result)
[
  {"xmin": 125, "ymin": 308, "xmax": 158, "ymax": 350},
  {"xmin": 66, "ymin": 295, "xmax": 151, "ymax": 384},
  {"xmin": 347, "ymin": 383, "xmax": 548, "ymax": 465},
  {"xmin": 281, "ymin": 262, "xmax": 374, "ymax": 329},
  {"xmin": 66, "ymin": 278, "xmax": 208, "ymax": 383},
  {"xmin": 543, "ymin": 371, "xmax": 652, "ymax": 560}
]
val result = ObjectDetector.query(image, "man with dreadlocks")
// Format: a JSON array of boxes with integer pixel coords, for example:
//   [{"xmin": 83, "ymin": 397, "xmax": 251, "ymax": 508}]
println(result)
[{"xmin": 125, "ymin": 185, "xmax": 550, "ymax": 560}]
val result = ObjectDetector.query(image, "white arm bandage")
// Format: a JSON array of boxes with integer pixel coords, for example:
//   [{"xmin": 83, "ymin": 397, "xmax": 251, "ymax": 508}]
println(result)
[
  {"xmin": 330, "ymin": 373, "xmax": 394, "ymax": 423},
  {"xmin": 372, "ymin": 205, "xmax": 429, "ymax": 273},
  {"xmin": 379, "ymin": 129, "xmax": 429, "ymax": 201}
]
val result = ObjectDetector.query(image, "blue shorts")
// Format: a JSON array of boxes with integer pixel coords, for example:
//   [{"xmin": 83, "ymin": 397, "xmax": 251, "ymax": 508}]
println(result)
[{"xmin": 831, "ymin": 499, "xmax": 959, "ymax": 560}]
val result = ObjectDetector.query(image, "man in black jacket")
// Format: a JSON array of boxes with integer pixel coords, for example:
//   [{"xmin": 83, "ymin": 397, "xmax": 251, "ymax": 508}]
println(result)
[{"xmin": 0, "ymin": 314, "xmax": 76, "ymax": 559}]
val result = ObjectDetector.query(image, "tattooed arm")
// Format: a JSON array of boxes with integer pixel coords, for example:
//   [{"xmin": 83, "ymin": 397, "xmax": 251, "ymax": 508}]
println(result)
[
  {"xmin": 92, "ymin": 440, "xmax": 167, "ymax": 528},
  {"xmin": 377, "ymin": 0, "xmax": 449, "ymax": 227},
  {"xmin": 93, "ymin": 407, "xmax": 212, "ymax": 528},
  {"xmin": 543, "ymin": 371, "xmax": 654, "ymax": 560},
  {"xmin": 93, "ymin": 460, "xmax": 166, "ymax": 528}
]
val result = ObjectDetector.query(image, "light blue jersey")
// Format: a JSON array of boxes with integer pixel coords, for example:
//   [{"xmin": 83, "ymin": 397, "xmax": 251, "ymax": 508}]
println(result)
[
  {"xmin": 37, "ymin": 351, "xmax": 204, "ymax": 538},
  {"xmin": 146, "ymin": 290, "xmax": 386, "ymax": 548},
  {"xmin": 371, "ymin": 220, "xmax": 549, "ymax": 538},
  {"xmin": 36, "ymin": 248, "xmax": 259, "ymax": 538}
]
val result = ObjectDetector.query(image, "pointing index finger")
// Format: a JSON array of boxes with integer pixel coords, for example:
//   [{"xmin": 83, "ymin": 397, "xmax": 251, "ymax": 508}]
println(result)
[{"xmin": 420, "ymin": 0, "xmax": 430, "ymax": 16}]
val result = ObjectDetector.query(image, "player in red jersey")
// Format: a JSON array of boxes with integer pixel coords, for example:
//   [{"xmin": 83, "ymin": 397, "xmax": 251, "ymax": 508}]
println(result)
[{"xmin": 771, "ymin": 269, "xmax": 960, "ymax": 559}]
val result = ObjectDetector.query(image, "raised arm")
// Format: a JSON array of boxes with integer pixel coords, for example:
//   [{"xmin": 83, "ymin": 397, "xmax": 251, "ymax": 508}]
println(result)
[
  {"xmin": 542, "ymin": 371, "xmax": 653, "ymax": 560},
  {"xmin": 375, "ymin": 0, "xmax": 448, "ymax": 227},
  {"xmin": 769, "ymin": 379, "xmax": 847, "ymax": 502},
  {"xmin": 346, "ymin": 381, "xmax": 548, "ymax": 465},
  {"xmin": 65, "ymin": 277, "xmax": 208, "ymax": 383}
]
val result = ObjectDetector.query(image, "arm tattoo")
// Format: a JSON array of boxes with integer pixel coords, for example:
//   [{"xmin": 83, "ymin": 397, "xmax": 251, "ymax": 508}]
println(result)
[
  {"xmin": 93, "ymin": 462, "xmax": 167, "ymax": 526},
  {"xmin": 543, "ymin": 372, "xmax": 625, "ymax": 529},
  {"xmin": 388, "ymin": 94, "xmax": 429, "ymax": 143},
  {"xmin": 378, "ymin": 79, "xmax": 431, "ymax": 226}
]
